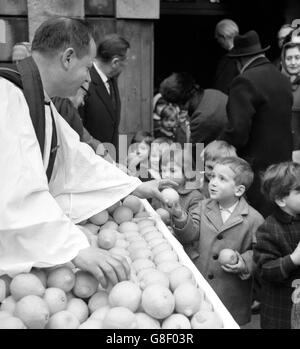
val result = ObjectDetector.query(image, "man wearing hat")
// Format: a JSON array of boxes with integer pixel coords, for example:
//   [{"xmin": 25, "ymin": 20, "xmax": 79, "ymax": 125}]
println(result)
[{"xmin": 220, "ymin": 30, "xmax": 293, "ymax": 218}]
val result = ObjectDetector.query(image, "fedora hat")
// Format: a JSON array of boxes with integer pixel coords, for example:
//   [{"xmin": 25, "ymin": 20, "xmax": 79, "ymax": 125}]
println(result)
[{"xmin": 228, "ymin": 30, "xmax": 270, "ymax": 57}]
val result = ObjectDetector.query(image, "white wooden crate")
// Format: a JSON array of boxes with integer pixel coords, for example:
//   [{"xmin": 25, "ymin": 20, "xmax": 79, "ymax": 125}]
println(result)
[{"xmin": 140, "ymin": 199, "xmax": 240, "ymax": 329}]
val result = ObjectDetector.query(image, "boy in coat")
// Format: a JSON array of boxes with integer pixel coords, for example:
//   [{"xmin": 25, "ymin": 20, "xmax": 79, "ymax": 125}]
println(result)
[
  {"xmin": 253, "ymin": 162, "xmax": 300, "ymax": 329},
  {"xmin": 167, "ymin": 156, "xmax": 264, "ymax": 325}
]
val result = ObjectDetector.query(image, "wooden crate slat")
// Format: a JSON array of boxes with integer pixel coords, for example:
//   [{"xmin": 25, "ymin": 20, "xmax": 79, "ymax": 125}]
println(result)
[{"xmin": 0, "ymin": 0, "xmax": 28, "ymax": 16}]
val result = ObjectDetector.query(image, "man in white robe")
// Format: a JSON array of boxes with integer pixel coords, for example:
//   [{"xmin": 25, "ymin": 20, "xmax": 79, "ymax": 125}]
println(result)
[{"xmin": 0, "ymin": 17, "xmax": 172, "ymax": 288}]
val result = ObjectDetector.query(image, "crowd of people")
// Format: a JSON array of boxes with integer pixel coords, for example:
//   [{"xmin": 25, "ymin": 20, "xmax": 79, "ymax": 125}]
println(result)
[{"xmin": 2, "ymin": 16, "xmax": 300, "ymax": 329}]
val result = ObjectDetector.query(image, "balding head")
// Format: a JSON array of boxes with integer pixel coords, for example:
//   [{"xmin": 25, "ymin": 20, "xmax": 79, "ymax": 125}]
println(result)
[{"xmin": 215, "ymin": 19, "xmax": 239, "ymax": 51}]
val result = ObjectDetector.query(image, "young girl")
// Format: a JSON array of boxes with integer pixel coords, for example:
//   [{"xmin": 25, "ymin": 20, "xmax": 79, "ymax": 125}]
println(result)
[
  {"xmin": 154, "ymin": 104, "xmax": 178, "ymax": 142},
  {"xmin": 127, "ymin": 131, "xmax": 154, "ymax": 181}
]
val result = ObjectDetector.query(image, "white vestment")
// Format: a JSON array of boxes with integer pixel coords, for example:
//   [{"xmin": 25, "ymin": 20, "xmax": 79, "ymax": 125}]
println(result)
[{"xmin": 0, "ymin": 78, "xmax": 140, "ymax": 276}]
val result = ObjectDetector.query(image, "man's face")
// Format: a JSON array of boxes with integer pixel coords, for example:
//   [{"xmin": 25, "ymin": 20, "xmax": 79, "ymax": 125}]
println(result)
[
  {"xmin": 62, "ymin": 39, "xmax": 96, "ymax": 97},
  {"xmin": 215, "ymin": 33, "xmax": 233, "ymax": 51},
  {"xmin": 110, "ymin": 49, "xmax": 129, "ymax": 77}
]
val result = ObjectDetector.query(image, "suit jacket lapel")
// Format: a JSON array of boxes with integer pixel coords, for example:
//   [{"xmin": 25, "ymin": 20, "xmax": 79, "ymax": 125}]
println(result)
[
  {"xmin": 220, "ymin": 197, "xmax": 249, "ymax": 233},
  {"xmin": 205, "ymin": 200, "xmax": 223, "ymax": 232},
  {"xmin": 90, "ymin": 65, "xmax": 117, "ymax": 122}
]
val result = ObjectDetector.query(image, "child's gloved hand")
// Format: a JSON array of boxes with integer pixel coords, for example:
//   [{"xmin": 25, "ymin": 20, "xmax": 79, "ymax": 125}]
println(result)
[
  {"xmin": 164, "ymin": 202, "xmax": 186, "ymax": 220},
  {"xmin": 221, "ymin": 251, "xmax": 247, "ymax": 274}
]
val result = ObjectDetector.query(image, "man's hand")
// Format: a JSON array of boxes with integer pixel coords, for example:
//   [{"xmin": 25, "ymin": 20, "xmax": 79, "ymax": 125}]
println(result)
[
  {"xmin": 221, "ymin": 251, "xmax": 247, "ymax": 274},
  {"xmin": 72, "ymin": 247, "xmax": 130, "ymax": 289},
  {"xmin": 133, "ymin": 179, "xmax": 178, "ymax": 203}
]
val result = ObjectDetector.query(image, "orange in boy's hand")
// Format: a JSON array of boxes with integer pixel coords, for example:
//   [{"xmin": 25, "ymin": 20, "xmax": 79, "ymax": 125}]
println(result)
[
  {"xmin": 161, "ymin": 188, "xmax": 180, "ymax": 205},
  {"xmin": 218, "ymin": 249, "xmax": 238, "ymax": 265}
]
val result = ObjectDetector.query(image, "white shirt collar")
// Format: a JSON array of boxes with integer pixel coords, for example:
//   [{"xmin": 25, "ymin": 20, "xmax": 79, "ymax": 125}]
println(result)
[
  {"xmin": 93, "ymin": 61, "xmax": 108, "ymax": 84},
  {"xmin": 219, "ymin": 200, "xmax": 239, "ymax": 214}
]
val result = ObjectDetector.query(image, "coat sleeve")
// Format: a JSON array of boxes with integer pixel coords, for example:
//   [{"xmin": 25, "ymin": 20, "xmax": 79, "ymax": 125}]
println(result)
[
  {"xmin": 172, "ymin": 201, "xmax": 202, "ymax": 244},
  {"xmin": 253, "ymin": 219, "xmax": 298, "ymax": 283},
  {"xmin": 0, "ymin": 79, "xmax": 90, "ymax": 277},
  {"xmin": 220, "ymin": 75, "xmax": 259, "ymax": 148}
]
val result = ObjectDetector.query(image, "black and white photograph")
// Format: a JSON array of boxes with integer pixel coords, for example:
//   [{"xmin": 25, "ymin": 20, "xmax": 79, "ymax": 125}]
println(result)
[{"xmin": 0, "ymin": 0, "xmax": 300, "ymax": 333}]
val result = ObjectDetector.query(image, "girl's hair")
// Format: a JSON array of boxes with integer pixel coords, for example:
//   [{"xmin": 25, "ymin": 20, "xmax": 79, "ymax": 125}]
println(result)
[
  {"xmin": 261, "ymin": 162, "xmax": 300, "ymax": 203},
  {"xmin": 131, "ymin": 131, "xmax": 153, "ymax": 145},
  {"xmin": 160, "ymin": 104, "xmax": 178, "ymax": 121}
]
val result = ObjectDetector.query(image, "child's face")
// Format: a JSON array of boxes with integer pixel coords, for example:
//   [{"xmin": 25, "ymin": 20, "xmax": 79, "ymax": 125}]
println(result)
[
  {"xmin": 205, "ymin": 159, "xmax": 216, "ymax": 181},
  {"xmin": 161, "ymin": 163, "xmax": 184, "ymax": 186},
  {"xmin": 162, "ymin": 116, "xmax": 177, "ymax": 131},
  {"xmin": 208, "ymin": 164, "xmax": 241, "ymax": 204},
  {"xmin": 178, "ymin": 109, "xmax": 188, "ymax": 124},
  {"xmin": 280, "ymin": 190, "xmax": 300, "ymax": 216}
]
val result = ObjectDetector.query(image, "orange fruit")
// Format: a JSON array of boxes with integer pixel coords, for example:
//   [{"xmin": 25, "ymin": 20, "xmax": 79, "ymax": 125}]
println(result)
[
  {"xmin": 14, "ymin": 295, "xmax": 50, "ymax": 329},
  {"xmin": 174, "ymin": 283, "xmax": 203, "ymax": 317},
  {"xmin": 137, "ymin": 219, "xmax": 155, "ymax": 230},
  {"xmin": 130, "ymin": 248, "xmax": 153, "ymax": 261},
  {"xmin": 67, "ymin": 298, "xmax": 89, "ymax": 324},
  {"xmin": 135, "ymin": 312, "xmax": 161, "ymax": 329},
  {"xmin": 82, "ymin": 223, "xmax": 99, "ymax": 235},
  {"xmin": 10, "ymin": 273, "xmax": 45, "ymax": 301},
  {"xmin": 218, "ymin": 249, "xmax": 238, "ymax": 265},
  {"xmin": 139, "ymin": 270, "xmax": 169, "ymax": 290},
  {"xmin": 72, "ymin": 271, "xmax": 98, "ymax": 299},
  {"xmin": 161, "ymin": 188, "xmax": 180, "ymax": 205},
  {"xmin": 108, "ymin": 281, "xmax": 142, "ymax": 312},
  {"xmin": 157, "ymin": 261, "xmax": 181, "ymax": 274},
  {"xmin": 154, "ymin": 250, "xmax": 178, "ymax": 264},
  {"xmin": 144, "ymin": 231, "xmax": 163, "ymax": 242},
  {"xmin": 169, "ymin": 266, "xmax": 195, "ymax": 291},
  {"xmin": 89, "ymin": 210, "xmax": 109, "ymax": 226},
  {"xmin": 162, "ymin": 314, "xmax": 191, "ymax": 329},
  {"xmin": 132, "ymin": 259, "xmax": 155, "ymax": 273},
  {"xmin": 152, "ymin": 242, "xmax": 173, "ymax": 256},
  {"xmin": 122, "ymin": 195, "xmax": 142, "ymax": 214},
  {"xmin": 43, "ymin": 287, "xmax": 67, "ymax": 315},
  {"xmin": 102, "ymin": 307, "xmax": 138, "ymax": 329},
  {"xmin": 97, "ymin": 229, "xmax": 117, "ymax": 250},
  {"xmin": 101, "ymin": 221, "xmax": 118, "ymax": 231},
  {"xmin": 107, "ymin": 201, "xmax": 121, "ymax": 214},
  {"xmin": 156, "ymin": 208, "xmax": 171, "ymax": 224},
  {"xmin": 46, "ymin": 310, "xmax": 80, "ymax": 329},
  {"xmin": 118, "ymin": 221, "xmax": 139, "ymax": 233},
  {"xmin": 47, "ymin": 266, "xmax": 76, "ymax": 293},
  {"xmin": 142, "ymin": 284, "xmax": 175, "ymax": 319},
  {"xmin": 88, "ymin": 290, "xmax": 109, "ymax": 313},
  {"xmin": 134, "ymin": 211, "xmax": 149, "ymax": 219},
  {"xmin": 190, "ymin": 310, "xmax": 223, "ymax": 329},
  {"xmin": 113, "ymin": 206, "xmax": 134, "ymax": 224}
]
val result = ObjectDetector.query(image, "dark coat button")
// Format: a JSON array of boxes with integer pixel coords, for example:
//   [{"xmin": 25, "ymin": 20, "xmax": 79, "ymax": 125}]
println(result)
[{"xmin": 208, "ymin": 274, "xmax": 214, "ymax": 280}]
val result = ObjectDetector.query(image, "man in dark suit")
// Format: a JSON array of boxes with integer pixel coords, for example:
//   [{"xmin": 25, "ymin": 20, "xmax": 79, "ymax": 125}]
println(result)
[
  {"xmin": 212, "ymin": 19, "xmax": 240, "ymax": 95},
  {"xmin": 220, "ymin": 30, "xmax": 293, "ymax": 218},
  {"xmin": 79, "ymin": 34, "xmax": 130, "ymax": 160}
]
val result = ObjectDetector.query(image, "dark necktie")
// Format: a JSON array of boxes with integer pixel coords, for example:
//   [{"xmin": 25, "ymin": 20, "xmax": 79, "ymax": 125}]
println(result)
[{"xmin": 107, "ymin": 78, "xmax": 117, "ymax": 111}]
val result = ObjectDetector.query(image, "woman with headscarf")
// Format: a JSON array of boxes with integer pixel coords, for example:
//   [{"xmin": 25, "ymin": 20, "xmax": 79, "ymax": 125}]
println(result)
[{"xmin": 281, "ymin": 39, "xmax": 300, "ymax": 151}]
